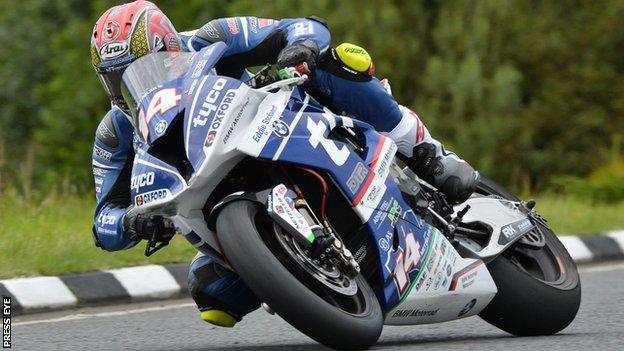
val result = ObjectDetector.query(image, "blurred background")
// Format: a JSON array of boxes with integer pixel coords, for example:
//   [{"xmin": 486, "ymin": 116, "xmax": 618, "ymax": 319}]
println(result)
[{"xmin": 1, "ymin": 0, "xmax": 623, "ymax": 277}]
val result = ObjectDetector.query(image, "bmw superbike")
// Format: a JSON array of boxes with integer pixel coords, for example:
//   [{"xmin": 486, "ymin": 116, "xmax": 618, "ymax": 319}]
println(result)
[{"xmin": 121, "ymin": 42, "xmax": 581, "ymax": 350}]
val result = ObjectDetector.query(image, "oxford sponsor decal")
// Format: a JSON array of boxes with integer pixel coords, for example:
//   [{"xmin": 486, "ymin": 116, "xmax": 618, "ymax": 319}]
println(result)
[
  {"xmin": 392, "ymin": 308, "xmax": 439, "ymax": 318},
  {"xmin": 99, "ymin": 41, "xmax": 128, "ymax": 60},
  {"xmin": 134, "ymin": 189, "xmax": 170, "ymax": 206},
  {"xmin": 192, "ymin": 78, "xmax": 230, "ymax": 128},
  {"xmin": 131, "ymin": 172, "xmax": 155, "ymax": 192},
  {"xmin": 203, "ymin": 91, "xmax": 237, "ymax": 147}
]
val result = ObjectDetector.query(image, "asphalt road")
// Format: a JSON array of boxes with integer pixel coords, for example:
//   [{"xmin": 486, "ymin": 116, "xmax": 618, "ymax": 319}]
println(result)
[{"xmin": 12, "ymin": 262, "xmax": 624, "ymax": 351}]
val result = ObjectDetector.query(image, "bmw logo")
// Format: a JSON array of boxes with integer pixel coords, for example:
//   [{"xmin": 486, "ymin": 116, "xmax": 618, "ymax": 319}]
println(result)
[
  {"xmin": 272, "ymin": 120, "xmax": 290, "ymax": 137},
  {"xmin": 458, "ymin": 299, "xmax": 477, "ymax": 317}
]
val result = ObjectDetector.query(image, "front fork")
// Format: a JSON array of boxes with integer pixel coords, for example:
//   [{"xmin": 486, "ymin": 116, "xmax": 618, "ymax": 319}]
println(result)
[{"xmin": 265, "ymin": 183, "xmax": 360, "ymax": 279}]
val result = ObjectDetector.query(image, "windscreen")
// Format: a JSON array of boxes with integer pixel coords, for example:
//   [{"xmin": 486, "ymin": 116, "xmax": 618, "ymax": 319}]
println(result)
[{"xmin": 120, "ymin": 51, "xmax": 196, "ymax": 130}]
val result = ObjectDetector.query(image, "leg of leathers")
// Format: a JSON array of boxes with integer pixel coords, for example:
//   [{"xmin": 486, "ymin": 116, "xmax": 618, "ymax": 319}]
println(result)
[
  {"xmin": 385, "ymin": 106, "xmax": 480, "ymax": 204},
  {"xmin": 187, "ymin": 252, "xmax": 261, "ymax": 327}
]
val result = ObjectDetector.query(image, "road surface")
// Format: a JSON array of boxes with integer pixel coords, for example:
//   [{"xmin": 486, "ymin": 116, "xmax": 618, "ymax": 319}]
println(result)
[{"xmin": 12, "ymin": 262, "xmax": 624, "ymax": 350}]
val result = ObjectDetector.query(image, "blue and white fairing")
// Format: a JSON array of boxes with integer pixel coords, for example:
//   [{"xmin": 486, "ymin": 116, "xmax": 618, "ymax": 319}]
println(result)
[
  {"xmin": 126, "ymin": 42, "xmax": 496, "ymax": 326},
  {"xmin": 237, "ymin": 86, "xmax": 497, "ymax": 321}
]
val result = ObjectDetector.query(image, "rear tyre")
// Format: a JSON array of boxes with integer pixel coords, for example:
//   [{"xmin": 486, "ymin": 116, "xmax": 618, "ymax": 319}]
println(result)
[
  {"xmin": 476, "ymin": 177, "xmax": 581, "ymax": 335},
  {"xmin": 216, "ymin": 200, "xmax": 382, "ymax": 350}
]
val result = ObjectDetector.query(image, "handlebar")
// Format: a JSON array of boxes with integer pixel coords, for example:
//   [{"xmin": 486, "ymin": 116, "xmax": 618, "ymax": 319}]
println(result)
[{"xmin": 245, "ymin": 64, "xmax": 309, "ymax": 92}]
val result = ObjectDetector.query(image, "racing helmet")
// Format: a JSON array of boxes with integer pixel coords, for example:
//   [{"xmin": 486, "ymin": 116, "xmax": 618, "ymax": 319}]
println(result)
[{"xmin": 90, "ymin": 0, "xmax": 181, "ymax": 109}]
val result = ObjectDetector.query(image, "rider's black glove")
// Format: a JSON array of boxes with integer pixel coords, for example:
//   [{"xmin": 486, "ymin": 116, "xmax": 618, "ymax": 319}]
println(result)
[
  {"xmin": 277, "ymin": 39, "xmax": 320, "ymax": 75},
  {"xmin": 124, "ymin": 214, "xmax": 175, "ymax": 243}
]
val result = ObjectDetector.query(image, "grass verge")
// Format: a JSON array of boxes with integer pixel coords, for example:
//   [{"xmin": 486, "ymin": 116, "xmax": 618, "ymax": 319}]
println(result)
[
  {"xmin": 530, "ymin": 194, "xmax": 624, "ymax": 235},
  {"xmin": 1, "ymin": 190, "xmax": 623, "ymax": 278},
  {"xmin": 0, "ymin": 190, "xmax": 195, "ymax": 279}
]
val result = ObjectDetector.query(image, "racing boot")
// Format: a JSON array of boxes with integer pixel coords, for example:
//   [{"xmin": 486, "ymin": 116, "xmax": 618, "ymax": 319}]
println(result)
[
  {"xmin": 188, "ymin": 253, "xmax": 261, "ymax": 327},
  {"xmin": 385, "ymin": 106, "xmax": 480, "ymax": 204}
]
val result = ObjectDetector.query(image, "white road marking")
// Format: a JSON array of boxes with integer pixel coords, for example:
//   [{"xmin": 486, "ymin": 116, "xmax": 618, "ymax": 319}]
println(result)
[
  {"xmin": 106, "ymin": 265, "xmax": 181, "ymax": 299},
  {"xmin": 1, "ymin": 277, "xmax": 77, "ymax": 309},
  {"xmin": 13, "ymin": 302, "xmax": 196, "ymax": 327},
  {"xmin": 579, "ymin": 262, "xmax": 624, "ymax": 273},
  {"xmin": 607, "ymin": 230, "xmax": 624, "ymax": 252},
  {"xmin": 559, "ymin": 236, "xmax": 594, "ymax": 262}
]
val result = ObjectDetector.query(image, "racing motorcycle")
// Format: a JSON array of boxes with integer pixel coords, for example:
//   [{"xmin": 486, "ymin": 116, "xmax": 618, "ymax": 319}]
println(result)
[{"xmin": 121, "ymin": 42, "xmax": 581, "ymax": 350}]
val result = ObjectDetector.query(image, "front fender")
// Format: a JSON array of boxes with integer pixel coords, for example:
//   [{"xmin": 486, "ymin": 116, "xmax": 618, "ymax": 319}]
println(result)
[{"xmin": 206, "ymin": 189, "xmax": 272, "ymax": 231}]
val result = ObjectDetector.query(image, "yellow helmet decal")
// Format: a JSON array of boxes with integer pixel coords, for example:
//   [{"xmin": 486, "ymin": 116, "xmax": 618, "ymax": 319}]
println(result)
[
  {"xmin": 90, "ymin": 41, "xmax": 101, "ymax": 69},
  {"xmin": 335, "ymin": 43, "xmax": 372, "ymax": 73},
  {"xmin": 130, "ymin": 10, "xmax": 149, "ymax": 57}
]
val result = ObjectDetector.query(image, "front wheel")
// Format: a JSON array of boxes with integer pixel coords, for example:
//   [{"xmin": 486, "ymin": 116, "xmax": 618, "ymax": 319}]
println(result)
[
  {"xmin": 216, "ymin": 200, "xmax": 382, "ymax": 350},
  {"xmin": 476, "ymin": 177, "xmax": 581, "ymax": 335}
]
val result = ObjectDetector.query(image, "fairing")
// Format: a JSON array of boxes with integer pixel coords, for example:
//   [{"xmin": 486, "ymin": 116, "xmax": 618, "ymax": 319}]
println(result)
[{"xmin": 125, "ymin": 42, "xmax": 497, "ymax": 325}]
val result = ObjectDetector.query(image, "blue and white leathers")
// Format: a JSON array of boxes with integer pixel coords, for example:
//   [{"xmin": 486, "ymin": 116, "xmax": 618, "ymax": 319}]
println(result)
[{"xmin": 92, "ymin": 106, "xmax": 136, "ymax": 251}]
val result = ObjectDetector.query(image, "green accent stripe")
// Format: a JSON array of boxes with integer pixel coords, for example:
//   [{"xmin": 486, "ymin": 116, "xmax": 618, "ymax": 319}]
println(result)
[
  {"xmin": 383, "ymin": 229, "xmax": 439, "ymax": 317},
  {"xmin": 306, "ymin": 232, "xmax": 315, "ymax": 243}
]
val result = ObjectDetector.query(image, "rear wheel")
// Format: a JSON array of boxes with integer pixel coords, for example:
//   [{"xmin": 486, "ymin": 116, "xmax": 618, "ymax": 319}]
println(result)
[
  {"xmin": 216, "ymin": 200, "xmax": 382, "ymax": 350},
  {"xmin": 476, "ymin": 177, "xmax": 581, "ymax": 335}
]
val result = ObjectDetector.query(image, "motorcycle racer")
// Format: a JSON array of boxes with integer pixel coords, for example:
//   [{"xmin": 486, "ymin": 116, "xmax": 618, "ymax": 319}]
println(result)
[{"xmin": 90, "ymin": 0, "xmax": 479, "ymax": 328}]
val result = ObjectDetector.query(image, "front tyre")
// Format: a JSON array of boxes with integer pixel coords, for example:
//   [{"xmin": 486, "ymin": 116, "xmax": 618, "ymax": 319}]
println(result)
[
  {"xmin": 476, "ymin": 177, "xmax": 581, "ymax": 335},
  {"xmin": 216, "ymin": 201, "xmax": 382, "ymax": 350}
]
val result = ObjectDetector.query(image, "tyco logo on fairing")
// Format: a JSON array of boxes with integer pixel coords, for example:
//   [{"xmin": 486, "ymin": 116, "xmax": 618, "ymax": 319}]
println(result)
[
  {"xmin": 193, "ymin": 78, "xmax": 235, "ymax": 128},
  {"xmin": 131, "ymin": 172, "xmax": 155, "ymax": 192}
]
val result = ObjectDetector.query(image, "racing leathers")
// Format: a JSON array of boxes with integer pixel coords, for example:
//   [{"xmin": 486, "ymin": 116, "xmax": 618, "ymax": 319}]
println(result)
[{"xmin": 92, "ymin": 16, "xmax": 479, "ymax": 324}]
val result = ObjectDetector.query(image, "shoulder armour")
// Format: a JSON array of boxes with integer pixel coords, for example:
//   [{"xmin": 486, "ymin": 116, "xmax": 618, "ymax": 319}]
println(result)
[
  {"xmin": 196, "ymin": 19, "xmax": 228, "ymax": 44},
  {"xmin": 96, "ymin": 110, "xmax": 119, "ymax": 148},
  {"xmin": 306, "ymin": 16, "xmax": 328, "ymax": 28}
]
